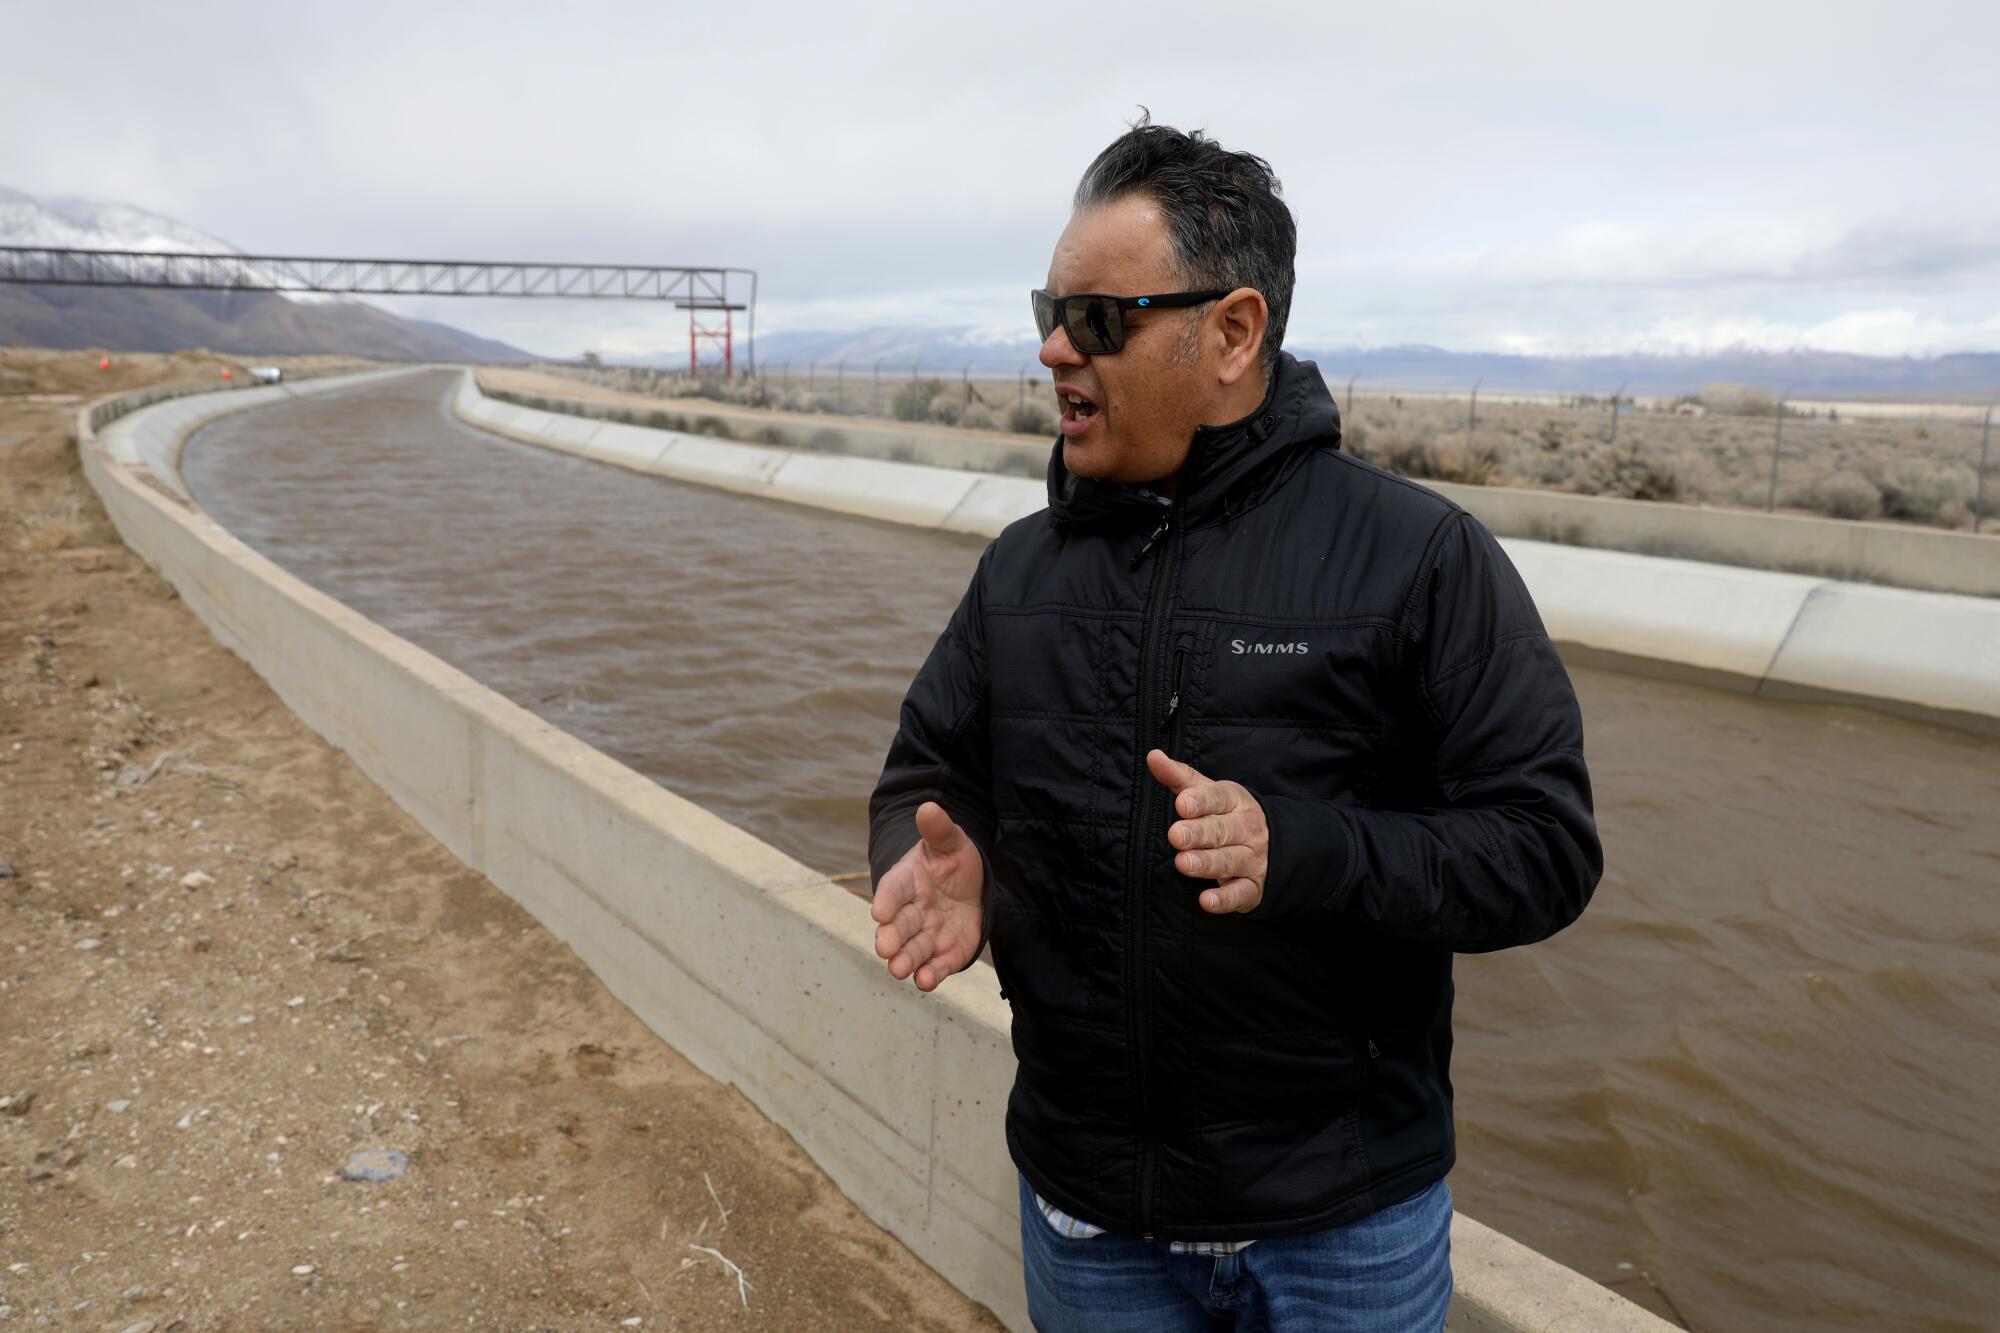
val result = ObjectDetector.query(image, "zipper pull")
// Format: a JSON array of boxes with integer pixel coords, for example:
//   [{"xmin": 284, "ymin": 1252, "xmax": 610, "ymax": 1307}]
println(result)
[
  {"xmin": 1367, "ymin": 1039, "xmax": 1381, "ymax": 1059},
  {"xmin": 1164, "ymin": 645, "xmax": 1190, "ymax": 721},
  {"xmin": 1128, "ymin": 513, "xmax": 1173, "ymax": 571}
]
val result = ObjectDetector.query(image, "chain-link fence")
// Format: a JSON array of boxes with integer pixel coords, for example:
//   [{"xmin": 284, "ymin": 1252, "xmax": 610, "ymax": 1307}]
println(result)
[{"xmin": 1332, "ymin": 382, "xmax": 1995, "ymax": 533}]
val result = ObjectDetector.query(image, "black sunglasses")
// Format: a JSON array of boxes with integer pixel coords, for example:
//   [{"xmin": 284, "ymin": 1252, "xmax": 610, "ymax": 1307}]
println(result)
[{"xmin": 1031, "ymin": 288, "xmax": 1232, "ymax": 355}]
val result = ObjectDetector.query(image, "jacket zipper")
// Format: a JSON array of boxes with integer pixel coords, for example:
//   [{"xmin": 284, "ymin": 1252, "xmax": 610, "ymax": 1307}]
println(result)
[
  {"xmin": 1164, "ymin": 642, "xmax": 1192, "ymax": 757},
  {"xmin": 1126, "ymin": 500, "xmax": 1182, "ymax": 1240}
]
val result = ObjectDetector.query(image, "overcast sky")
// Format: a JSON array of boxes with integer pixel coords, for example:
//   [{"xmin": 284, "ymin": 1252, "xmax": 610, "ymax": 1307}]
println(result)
[{"xmin": 5, "ymin": 0, "xmax": 1997, "ymax": 360}]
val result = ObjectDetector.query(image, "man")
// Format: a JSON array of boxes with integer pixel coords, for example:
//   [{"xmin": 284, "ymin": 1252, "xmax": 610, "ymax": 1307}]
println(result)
[{"xmin": 867, "ymin": 117, "xmax": 1602, "ymax": 1332}]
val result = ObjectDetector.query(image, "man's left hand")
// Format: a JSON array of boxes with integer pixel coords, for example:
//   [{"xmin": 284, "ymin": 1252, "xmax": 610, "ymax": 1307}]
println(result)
[{"xmin": 1146, "ymin": 748, "xmax": 1268, "ymax": 914}]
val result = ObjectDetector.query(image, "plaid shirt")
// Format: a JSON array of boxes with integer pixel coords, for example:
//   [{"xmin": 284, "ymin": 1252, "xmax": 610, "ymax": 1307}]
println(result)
[{"xmin": 1032, "ymin": 1190, "xmax": 1258, "ymax": 1256}]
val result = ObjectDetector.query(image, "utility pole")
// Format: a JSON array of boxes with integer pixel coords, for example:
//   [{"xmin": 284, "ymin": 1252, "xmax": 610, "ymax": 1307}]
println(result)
[
  {"xmin": 1608, "ymin": 381, "xmax": 1628, "ymax": 445},
  {"xmin": 1345, "ymin": 372, "xmax": 1358, "ymax": 423},
  {"xmin": 1468, "ymin": 377, "xmax": 1482, "ymax": 432}
]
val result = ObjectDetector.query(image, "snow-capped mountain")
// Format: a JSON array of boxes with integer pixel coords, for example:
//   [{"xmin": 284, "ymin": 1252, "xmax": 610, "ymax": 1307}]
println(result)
[
  {"xmin": 0, "ymin": 184, "xmax": 242, "ymax": 254},
  {"xmin": 0, "ymin": 185, "xmax": 533, "ymax": 361}
]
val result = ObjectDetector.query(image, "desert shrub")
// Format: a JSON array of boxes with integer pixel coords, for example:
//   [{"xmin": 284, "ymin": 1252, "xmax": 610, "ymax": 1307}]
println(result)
[
  {"xmin": 1730, "ymin": 477, "xmax": 1781, "ymax": 509},
  {"xmin": 927, "ymin": 391, "xmax": 965, "ymax": 426},
  {"xmin": 1814, "ymin": 470, "xmax": 1883, "ymax": 520},
  {"xmin": 1870, "ymin": 458, "xmax": 1968, "ymax": 523},
  {"xmin": 1007, "ymin": 401, "xmax": 1056, "ymax": 436},
  {"xmin": 1372, "ymin": 422, "xmax": 1442, "ymax": 478},
  {"xmin": 1340, "ymin": 420, "xmax": 1370, "ymax": 460},
  {"xmin": 960, "ymin": 405, "xmax": 1000, "ymax": 431},
  {"xmin": 1578, "ymin": 440, "xmax": 1685, "ymax": 501},
  {"xmin": 1698, "ymin": 384, "xmax": 1779, "ymax": 417},
  {"xmin": 891, "ymin": 378, "xmax": 946, "ymax": 422},
  {"xmin": 1938, "ymin": 500, "xmax": 1974, "ymax": 530},
  {"xmin": 1524, "ymin": 448, "xmax": 1579, "ymax": 489},
  {"xmin": 1428, "ymin": 435, "xmax": 1504, "ymax": 485}
]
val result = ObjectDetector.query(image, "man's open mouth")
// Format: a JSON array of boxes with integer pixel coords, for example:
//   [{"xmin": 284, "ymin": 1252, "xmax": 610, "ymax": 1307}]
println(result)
[{"xmin": 1059, "ymin": 389, "xmax": 1099, "ymax": 426}]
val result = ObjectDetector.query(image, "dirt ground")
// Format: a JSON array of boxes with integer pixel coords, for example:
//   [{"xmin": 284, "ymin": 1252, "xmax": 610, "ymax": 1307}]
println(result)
[{"xmin": 0, "ymin": 350, "xmax": 1004, "ymax": 1332}]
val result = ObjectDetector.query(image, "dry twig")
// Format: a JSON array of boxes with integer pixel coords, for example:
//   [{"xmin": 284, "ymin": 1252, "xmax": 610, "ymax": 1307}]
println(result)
[{"xmin": 687, "ymin": 1243, "xmax": 753, "ymax": 1307}]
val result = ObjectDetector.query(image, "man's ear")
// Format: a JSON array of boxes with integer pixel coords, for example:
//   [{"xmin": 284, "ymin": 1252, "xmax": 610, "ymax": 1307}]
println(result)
[{"xmin": 1211, "ymin": 287, "xmax": 1269, "ymax": 388}]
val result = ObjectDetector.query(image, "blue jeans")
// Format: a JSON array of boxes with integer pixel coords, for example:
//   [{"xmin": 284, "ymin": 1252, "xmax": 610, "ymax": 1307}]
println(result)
[{"xmin": 1019, "ymin": 1173, "xmax": 1453, "ymax": 1332}]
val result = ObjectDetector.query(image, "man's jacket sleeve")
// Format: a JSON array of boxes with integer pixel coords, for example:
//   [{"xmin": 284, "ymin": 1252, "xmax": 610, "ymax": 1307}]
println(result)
[
  {"xmin": 866, "ymin": 543, "xmax": 1000, "ymax": 925},
  {"xmin": 1248, "ymin": 511, "xmax": 1602, "ymax": 952}
]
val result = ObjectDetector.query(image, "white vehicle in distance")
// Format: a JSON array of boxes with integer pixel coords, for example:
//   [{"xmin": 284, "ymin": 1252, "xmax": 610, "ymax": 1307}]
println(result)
[{"xmin": 248, "ymin": 365, "xmax": 284, "ymax": 384}]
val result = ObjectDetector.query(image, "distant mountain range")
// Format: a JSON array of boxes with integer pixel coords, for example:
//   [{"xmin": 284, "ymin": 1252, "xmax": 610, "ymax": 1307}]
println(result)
[
  {"xmin": 732, "ymin": 329, "xmax": 2000, "ymax": 400},
  {"xmin": 6, "ymin": 185, "xmax": 1996, "ymax": 396},
  {"xmin": 0, "ymin": 186, "xmax": 532, "ymax": 363}
]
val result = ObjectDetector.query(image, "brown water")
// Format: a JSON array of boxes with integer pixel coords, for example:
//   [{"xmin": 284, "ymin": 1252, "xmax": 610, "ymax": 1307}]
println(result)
[
  {"xmin": 184, "ymin": 371, "xmax": 978, "ymax": 875},
  {"xmin": 183, "ymin": 371, "xmax": 2000, "ymax": 1331}
]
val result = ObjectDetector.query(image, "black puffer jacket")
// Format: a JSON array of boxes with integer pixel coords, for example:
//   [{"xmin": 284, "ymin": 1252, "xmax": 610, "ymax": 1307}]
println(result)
[{"xmin": 868, "ymin": 351, "xmax": 1601, "ymax": 1241}]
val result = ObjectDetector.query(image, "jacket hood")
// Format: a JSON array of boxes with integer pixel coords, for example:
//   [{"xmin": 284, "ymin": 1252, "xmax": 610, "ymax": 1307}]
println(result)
[{"xmin": 1046, "ymin": 349, "xmax": 1342, "ymax": 530}]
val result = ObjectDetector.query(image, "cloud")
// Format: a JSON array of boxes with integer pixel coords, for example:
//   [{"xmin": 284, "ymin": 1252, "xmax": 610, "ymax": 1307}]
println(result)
[{"xmin": 3, "ymin": 0, "xmax": 1997, "ymax": 358}]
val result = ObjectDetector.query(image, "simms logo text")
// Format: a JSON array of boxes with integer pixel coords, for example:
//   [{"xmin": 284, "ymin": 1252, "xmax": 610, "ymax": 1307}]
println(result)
[{"xmin": 1231, "ymin": 639, "xmax": 1310, "ymax": 655}]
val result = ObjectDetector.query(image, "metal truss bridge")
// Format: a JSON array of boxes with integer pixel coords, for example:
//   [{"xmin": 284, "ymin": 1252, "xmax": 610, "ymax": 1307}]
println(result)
[{"xmin": 0, "ymin": 246, "xmax": 757, "ymax": 374}]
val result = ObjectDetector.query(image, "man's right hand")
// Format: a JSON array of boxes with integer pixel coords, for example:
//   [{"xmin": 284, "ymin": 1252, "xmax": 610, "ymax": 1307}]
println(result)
[{"xmin": 871, "ymin": 801, "xmax": 985, "ymax": 992}]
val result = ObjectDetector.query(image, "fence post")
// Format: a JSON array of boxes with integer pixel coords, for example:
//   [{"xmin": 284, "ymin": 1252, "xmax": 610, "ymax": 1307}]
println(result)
[
  {"xmin": 1020, "ymin": 363, "xmax": 1029, "ymax": 408},
  {"xmin": 1345, "ymin": 372, "xmax": 1358, "ymax": 423},
  {"xmin": 1976, "ymin": 395, "xmax": 1995, "ymax": 533},
  {"xmin": 1765, "ymin": 389, "xmax": 1789, "ymax": 513},
  {"xmin": 836, "ymin": 358, "xmax": 846, "ymax": 412},
  {"xmin": 1468, "ymin": 377, "xmax": 1482, "ymax": 432},
  {"xmin": 1608, "ymin": 380, "xmax": 1627, "ymax": 445}
]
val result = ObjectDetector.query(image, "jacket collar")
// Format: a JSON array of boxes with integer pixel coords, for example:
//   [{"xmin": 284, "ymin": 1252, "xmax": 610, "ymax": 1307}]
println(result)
[{"xmin": 1045, "ymin": 350, "xmax": 1342, "ymax": 530}]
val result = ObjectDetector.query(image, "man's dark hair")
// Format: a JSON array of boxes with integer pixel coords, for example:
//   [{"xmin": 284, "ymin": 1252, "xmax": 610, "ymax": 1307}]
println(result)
[{"xmin": 1073, "ymin": 111, "xmax": 1297, "ymax": 382}]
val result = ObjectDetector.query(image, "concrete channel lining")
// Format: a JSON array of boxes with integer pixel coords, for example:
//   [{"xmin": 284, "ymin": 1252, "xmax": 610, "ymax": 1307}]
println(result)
[
  {"xmin": 458, "ymin": 370, "xmax": 2000, "ymax": 735},
  {"xmin": 95, "ymin": 367, "xmax": 431, "ymax": 500},
  {"xmin": 74, "ymin": 375, "xmax": 1683, "ymax": 1331},
  {"xmin": 457, "ymin": 372, "xmax": 1003, "ymax": 529}
]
